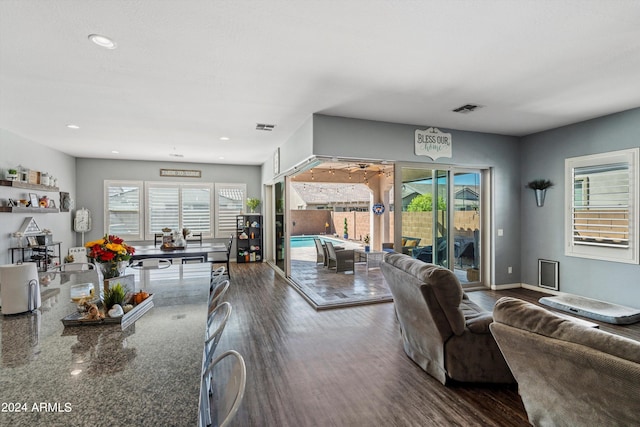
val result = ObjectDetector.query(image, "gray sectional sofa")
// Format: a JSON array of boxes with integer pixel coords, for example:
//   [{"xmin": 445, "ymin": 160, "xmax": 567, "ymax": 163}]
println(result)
[{"xmin": 380, "ymin": 253, "xmax": 514, "ymax": 385}]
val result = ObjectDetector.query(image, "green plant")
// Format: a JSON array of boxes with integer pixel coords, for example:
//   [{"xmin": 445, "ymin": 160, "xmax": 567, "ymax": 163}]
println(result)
[
  {"xmin": 103, "ymin": 282, "xmax": 128, "ymax": 310},
  {"xmin": 407, "ymin": 193, "xmax": 447, "ymax": 212},
  {"xmin": 343, "ymin": 218, "xmax": 348, "ymax": 235},
  {"xmin": 247, "ymin": 197, "xmax": 261, "ymax": 212},
  {"xmin": 8, "ymin": 168, "xmax": 17, "ymax": 174},
  {"xmin": 364, "ymin": 234, "xmax": 370, "ymax": 244},
  {"xmin": 526, "ymin": 179, "xmax": 554, "ymax": 190}
]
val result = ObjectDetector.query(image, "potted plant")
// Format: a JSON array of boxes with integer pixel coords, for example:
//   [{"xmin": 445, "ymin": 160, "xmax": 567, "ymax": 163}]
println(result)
[
  {"xmin": 363, "ymin": 234, "xmax": 370, "ymax": 252},
  {"xmin": 526, "ymin": 179, "xmax": 554, "ymax": 207},
  {"xmin": 343, "ymin": 218, "xmax": 348, "ymax": 239},
  {"xmin": 5, "ymin": 168, "xmax": 18, "ymax": 181},
  {"xmin": 247, "ymin": 197, "xmax": 261, "ymax": 213}
]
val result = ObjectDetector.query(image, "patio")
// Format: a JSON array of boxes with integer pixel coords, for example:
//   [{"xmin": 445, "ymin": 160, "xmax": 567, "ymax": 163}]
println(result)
[{"xmin": 289, "ymin": 243, "xmax": 392, "ymax": 309}]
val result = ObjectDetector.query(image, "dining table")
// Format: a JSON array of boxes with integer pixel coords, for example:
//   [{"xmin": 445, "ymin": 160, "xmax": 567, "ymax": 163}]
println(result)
[
  {"xmin": 0, "ymin": 262, "xmax": 211, "ymax": 427},
  {"xmin": 131, "ymin": 242, "xmax": 227, "ymax": 263}
]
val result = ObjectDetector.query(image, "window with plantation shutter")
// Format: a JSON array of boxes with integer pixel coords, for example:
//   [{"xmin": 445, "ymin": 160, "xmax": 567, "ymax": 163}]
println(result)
[
  {"xmin": 145, "ymin": 182, "xmax": 213, "ymax": 239},
  {"xmin": 565, "ymin": 148, "xmax": 639, "ymax": 264},
  {"xmin": 215, "ymin": 183, "xmax": 246, "ymax": 237},
  {"xmin": 105, "ymin": 181, "xmax": 143, "ymax": 239}
]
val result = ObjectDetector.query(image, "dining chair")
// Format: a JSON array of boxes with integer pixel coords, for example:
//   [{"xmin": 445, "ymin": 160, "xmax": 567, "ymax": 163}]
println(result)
[
  {"xmin": 210, "ymin": 235, "xmax": 233, "ymax": 278},
  {"xmin": 203, "ymin": 301, "xmax": 232, "ymax": 372},
  {"xmin": 199, "ymin": 350, "xmax": 246, "ymax": 427},
  {"xmin": 210, "ymin": 266, "xmax": 227, "ymax": 292},
  {"xmin": 187, "ymin": 232, "xmax": 203, "ymax": 245},
  {"xmin": 209, "ymin": 279, "xmax": 230, "ymax": 314}
]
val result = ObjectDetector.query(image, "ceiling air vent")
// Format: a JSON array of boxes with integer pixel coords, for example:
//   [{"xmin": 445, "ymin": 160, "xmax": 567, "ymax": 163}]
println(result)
[
  {"xmin": 452, "ymin": 104, "xmax": 481, "ymax": 114},
  {"xmin": 256, "ymin": 123, "xmax": 276, "ymax": 131}
]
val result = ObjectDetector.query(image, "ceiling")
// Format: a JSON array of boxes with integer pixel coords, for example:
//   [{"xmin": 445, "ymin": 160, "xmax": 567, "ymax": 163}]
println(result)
[{"xmin": 2, "ymin": 1, "xmax": 640, "ymax": 166}]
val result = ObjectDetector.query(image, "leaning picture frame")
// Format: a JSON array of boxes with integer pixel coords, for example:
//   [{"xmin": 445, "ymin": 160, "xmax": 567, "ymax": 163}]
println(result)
[
  {"xmin": 27, "ymin": 236, "xmax": 39, "ymax": 246},
  {"xmin": 29, "ymin": 193, "xmax": 39, "ymax": 208}
]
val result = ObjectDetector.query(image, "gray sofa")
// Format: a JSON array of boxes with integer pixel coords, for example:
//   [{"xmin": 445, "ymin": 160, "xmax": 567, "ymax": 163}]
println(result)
[
  {"xmin": 490, "ymin": 297, "xmax": 640, "ymax": 427},
  {"xmin": 380, "ymin": 253, "xmax": 514, "ymax": 385}
]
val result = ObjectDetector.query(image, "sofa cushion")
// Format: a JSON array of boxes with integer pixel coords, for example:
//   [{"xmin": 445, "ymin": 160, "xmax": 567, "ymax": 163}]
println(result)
[
  {"xmin": 494, "ymin": 297, "xmax": 640, "ymax": 364},
  {"xmin": 384, "ymin": 253, "xmax": 465, "ymax": 335}
]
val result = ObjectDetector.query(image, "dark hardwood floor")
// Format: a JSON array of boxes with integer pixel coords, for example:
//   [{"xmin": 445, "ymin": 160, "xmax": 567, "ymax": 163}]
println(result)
[{"xmin": 218, "ymin": 262, "xmax": 640, "ymax": 427}]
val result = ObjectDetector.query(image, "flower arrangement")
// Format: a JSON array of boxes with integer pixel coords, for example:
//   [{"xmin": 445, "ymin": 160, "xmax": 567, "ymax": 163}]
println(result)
[{"xmin": 85, "ymin": 235, "xmax": 135, "ymax": 263}]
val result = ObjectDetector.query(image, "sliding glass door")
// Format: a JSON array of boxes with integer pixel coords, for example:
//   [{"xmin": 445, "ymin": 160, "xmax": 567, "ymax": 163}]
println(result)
[{"xmin": 400, "ymin": 166, "xmax": 483, "ymax": 286}]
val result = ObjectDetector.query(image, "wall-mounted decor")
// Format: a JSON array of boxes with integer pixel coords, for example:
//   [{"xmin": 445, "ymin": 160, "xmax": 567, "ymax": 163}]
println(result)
[
  {"xmin": 159, "ymin": 169, "xmax": 201, "ymax": 178},
  {"xmin": 526, "ymin": 179, "xmax": 554, "ymax": 207},
  {"xmin": 60, "ymin": 192, "xmax": 71, "ymax": 212},
  {"xmin": 538, "ymin": 259, "xmax": 559, "ymax": 290},
  {"xmin": 415, "ymin": 127, "xmax": 452, "ymax": 160},
  {"xmin": 372, "ymin": 203, "xmax": 385, "ymax": 215}
]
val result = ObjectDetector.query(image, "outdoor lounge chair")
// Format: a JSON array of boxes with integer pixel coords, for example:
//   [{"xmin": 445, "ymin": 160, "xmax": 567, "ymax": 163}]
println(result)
[
  {"xmin": 325, "ymin": 242, "xmax": 354, "ymax": 273},
  {"xmin": 313, "ymin": 238, "xmax": 325, "ymax": 265}
]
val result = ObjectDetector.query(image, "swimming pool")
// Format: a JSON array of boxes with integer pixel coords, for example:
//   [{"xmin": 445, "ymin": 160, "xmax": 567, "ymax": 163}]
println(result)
[{"xmin": 290, "ymin": 235, "xmax": 345, "ymax": 248}]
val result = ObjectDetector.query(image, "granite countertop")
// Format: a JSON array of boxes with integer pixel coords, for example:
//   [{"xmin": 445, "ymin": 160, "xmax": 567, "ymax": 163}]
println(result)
[{"xmin": 0, "ymin": 264, "xmax": 210, "ymax": 427}]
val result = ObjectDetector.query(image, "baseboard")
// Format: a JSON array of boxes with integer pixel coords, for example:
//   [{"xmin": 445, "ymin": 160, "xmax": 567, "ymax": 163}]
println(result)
[
  {"xmin": 490, "ymin": 283, "xmax": 522, "ymax": 290},
  {"xmin": 521, "ymin": 282, "xmax": 562, "ymax": 296}
]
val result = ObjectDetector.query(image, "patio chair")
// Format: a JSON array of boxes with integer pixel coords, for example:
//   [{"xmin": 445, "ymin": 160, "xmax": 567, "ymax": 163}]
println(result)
[
  {"xmin": 325, "ymin": 242, "xmax": 354, "ymax": 273},
  {"xmin": 313, "ymin": 238, "xmax": 325, "ymax": 265}
]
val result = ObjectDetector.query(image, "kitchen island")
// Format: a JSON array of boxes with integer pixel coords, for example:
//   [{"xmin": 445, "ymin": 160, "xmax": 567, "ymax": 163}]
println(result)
[{"xmin": 0, "ymin": 263, "xmax": 210, "ymax": 426}]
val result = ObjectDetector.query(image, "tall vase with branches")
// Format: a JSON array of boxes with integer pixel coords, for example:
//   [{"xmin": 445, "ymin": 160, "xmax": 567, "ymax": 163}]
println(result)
[{"xmin": 527, "ymin": 179, "xmax": 553, "ymax": 207}]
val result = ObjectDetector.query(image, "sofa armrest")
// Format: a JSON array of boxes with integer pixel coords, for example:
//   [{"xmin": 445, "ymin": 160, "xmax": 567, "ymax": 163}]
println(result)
[{"xmin": 465, "ymin": 312, "xmax": 494, "ymax": 334}]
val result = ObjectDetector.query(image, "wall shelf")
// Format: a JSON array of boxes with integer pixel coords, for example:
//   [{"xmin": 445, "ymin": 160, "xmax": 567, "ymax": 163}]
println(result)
[
  {"xmin": 0, "ymin": 179, "xmax": 60, "ymax": 192},
  {"xmin": 0, "ymin": 206, "xmax": 60, "ymax": 213}
]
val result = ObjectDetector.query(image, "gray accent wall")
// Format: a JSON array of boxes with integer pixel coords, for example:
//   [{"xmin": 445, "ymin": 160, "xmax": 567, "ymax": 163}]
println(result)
[
  {"xmin": 311, "ymin": 114, "xmax": 522, "ymax": 285},
  {"xmin": 76, "ymin": 158, "xmax": 262, "ymax": 245},
  {"xmin": 520, "ymin": 107, "xmax": 640, "ymax": 308},
  {"xmin": 0, "ymin": 129, "xmax": 77, "ymax": 266}
]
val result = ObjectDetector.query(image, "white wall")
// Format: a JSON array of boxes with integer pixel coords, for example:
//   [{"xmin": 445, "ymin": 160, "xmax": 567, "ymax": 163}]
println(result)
[{"xmin": 0, "ymin": 129, "xmax": 76, "ymax": 266}]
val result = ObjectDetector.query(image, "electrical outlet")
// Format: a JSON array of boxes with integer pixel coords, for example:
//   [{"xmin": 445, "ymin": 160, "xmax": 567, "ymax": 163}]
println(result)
[{"xmin": 508, "ymin": 266, "xmax": 512, "ymax": 274}]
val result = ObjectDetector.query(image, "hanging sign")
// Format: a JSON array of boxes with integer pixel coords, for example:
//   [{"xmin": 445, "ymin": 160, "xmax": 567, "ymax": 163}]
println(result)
[
  {"xmin": 160, "ymin": 169, "xmax": 201, "ymax": 178},
  {"xmin": 414, "ymin": 127, "xmax": 452, "ymax": 160},
  {"xmin": 372, "ymin": 203, "xmax": 385, "ymax": 215}
]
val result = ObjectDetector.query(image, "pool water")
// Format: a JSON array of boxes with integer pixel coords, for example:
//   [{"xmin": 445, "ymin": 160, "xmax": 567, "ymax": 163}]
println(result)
[{"xmin": 290, "ymin": 235, "xmax": 344, "ymax": 248}]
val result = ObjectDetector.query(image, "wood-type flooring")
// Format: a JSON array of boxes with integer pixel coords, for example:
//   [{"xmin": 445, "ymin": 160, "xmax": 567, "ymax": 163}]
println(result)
[{"xmin": 217, "ymin": 262, "xmax": 640, "ymax": 427}]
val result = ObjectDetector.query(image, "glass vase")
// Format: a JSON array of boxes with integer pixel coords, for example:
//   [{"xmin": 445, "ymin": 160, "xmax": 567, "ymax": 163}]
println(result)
[{"xmin": 97, "ymin": 261, "xmax": 128, "ymax": 280}]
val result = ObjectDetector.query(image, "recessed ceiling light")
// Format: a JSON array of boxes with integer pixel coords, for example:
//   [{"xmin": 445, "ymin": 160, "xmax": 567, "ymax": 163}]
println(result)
[
  {"xmin": 218, "ymin": 156, "xmax": 225, "ymax": 160},
  {"xmin": 88, "ymin": 34, "xmax": 117, "ymax": 49},
  {"xmin": 66, "ymin": 124, "xmax": 80, "ymax": 129},
  {"xmin": 111, "ymin": 150, "xmax": 119, "ymax": 154},
  {"xmin": 220, "ymin": 137, "xmax": 230, "ymax": 141}
]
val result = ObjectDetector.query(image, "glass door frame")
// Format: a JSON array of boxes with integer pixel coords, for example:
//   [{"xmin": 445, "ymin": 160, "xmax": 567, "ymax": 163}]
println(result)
[{"xmin": 394, "ymin": 162, "xmax": 492, "ymax": 289}]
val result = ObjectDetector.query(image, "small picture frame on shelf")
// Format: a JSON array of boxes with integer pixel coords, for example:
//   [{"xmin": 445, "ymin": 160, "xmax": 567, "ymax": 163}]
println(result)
[
  {"xmin": 29, "ymin": 193, "xmax": 39, "ymax": 208},
  {"xmin": 27, "ymin": 236, "xmax": 38, "ymax": 246}
]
